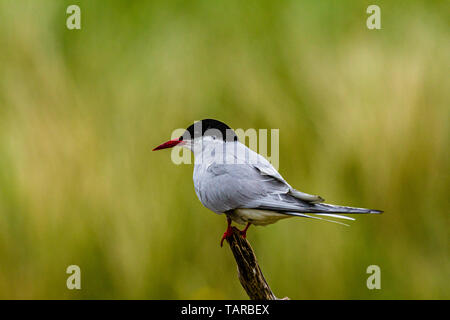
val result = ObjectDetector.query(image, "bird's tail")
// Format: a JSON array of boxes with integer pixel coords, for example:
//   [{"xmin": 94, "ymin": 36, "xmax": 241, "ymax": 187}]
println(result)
[
  {"xmin": 284, "ymin": 203, "xmax": 382, "ymax": 226},
  {"xmin": 310, "ymin": 203, "xmax": 383, "ymax": 214}
]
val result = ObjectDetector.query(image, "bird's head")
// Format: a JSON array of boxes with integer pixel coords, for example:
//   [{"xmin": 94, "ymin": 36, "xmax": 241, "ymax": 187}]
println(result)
[{"xmin": 153, "ymin": 119, "xmax": 238, "ymax": 152}]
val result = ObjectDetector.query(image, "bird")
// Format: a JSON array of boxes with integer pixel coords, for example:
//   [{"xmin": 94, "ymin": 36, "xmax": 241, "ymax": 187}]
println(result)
[{"xmin": 153, "ymin": 119, "xmax": 382, "ymax": 246}]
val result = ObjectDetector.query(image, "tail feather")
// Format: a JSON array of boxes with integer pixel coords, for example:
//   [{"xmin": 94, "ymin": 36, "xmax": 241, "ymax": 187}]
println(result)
[
  {"xmin": 280, "ymin": 203, "xmax": 382, "ymax": 226},
  {"xmin": 313, "ymin": 213, "xmax": 355, "ymax": 221},
  {"xmin": 252, "ymin": 194, "xmax": 383, "ymax": 216},
  {"xmin": 313, "ymin": 203, "xmax": 383, "ymax": 214},
  {"xmin": 286, "ymin": 211, "xmax": 351, "ymax": 226}
]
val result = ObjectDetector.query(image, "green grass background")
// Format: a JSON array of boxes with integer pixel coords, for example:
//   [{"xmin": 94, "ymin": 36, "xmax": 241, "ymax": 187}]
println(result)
[{"xmin": 0, "ymin": 0, "xmax": 448, "ymax": 299}]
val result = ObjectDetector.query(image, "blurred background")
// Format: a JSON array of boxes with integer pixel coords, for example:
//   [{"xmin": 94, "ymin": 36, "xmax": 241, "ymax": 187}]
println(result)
[{"xmin": 0, "ymin": 0, "xmax": 448, "ymax": 299}]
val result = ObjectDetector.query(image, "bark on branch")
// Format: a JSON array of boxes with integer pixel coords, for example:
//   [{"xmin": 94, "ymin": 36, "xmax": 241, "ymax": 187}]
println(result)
[{"xmin": 225, "ymin": 227, "xmax": 289, "ymax": 300}]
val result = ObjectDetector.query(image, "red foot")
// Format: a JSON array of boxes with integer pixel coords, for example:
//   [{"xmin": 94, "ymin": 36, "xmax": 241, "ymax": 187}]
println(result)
[
  {"xmin": 239, "ymin": 223, "xmax": 251, "ymax": 239},
  {"xmin": 220, "ymin": 225, "xmax": 233, "ymax": 247},
  {"xmin": 220, "ymin": 219, "xmax": 252, "ymax": 246},
  {"xmin": 220, "ymin": 218, "xmax": 251, "ymax": 247},
  {"xmin": 220, "ymin": 217, "xmax": 232, "ymax": 247},
  {"xmin": 220, "ymin": 217, "xmax": 233, "ymax": 247}
]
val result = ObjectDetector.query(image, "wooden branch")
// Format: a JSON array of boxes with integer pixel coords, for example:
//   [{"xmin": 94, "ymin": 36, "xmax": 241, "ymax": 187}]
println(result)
[{"xmin": 225, "ymin": 227, "xmax": 289, "ymax": 300}]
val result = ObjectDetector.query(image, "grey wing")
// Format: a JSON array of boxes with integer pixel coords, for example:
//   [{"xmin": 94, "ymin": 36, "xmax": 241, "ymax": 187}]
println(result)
[
  {"xmin": 197, "ymin": 161, "xmax": 380, "ymax": 216},
  {"xmin": 249, "ymin": 153, "xmax": 324, "ymax": 203},
  {"xmin": 196, "ymin": 162, "xmax": 291, "ymax": 213},
  {"xmin": 247, "ymin": 156, "xmax": 381, "ymax": 214},
  {"xmin": 196, "ymin": 154, "xmax": 324, "ymax": 213}
]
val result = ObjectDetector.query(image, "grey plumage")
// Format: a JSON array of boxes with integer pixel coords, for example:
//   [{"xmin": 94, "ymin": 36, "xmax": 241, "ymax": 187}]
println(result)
[{"xmin": 192, "ymin": 138, "xmax": 381, "ymax": 226}]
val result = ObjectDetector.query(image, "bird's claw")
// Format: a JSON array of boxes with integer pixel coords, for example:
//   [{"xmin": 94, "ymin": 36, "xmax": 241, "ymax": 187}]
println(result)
[
  {"xmin": 220, "ymin": 227, "xmax": 233, "ymax": 247},
  {"xmin": 239, "ymin": 223, "xmax": 251, "ymax": 239},
  {"xmin": 221, "ymin": 222, "xmax": 251, "ymax": 246}
]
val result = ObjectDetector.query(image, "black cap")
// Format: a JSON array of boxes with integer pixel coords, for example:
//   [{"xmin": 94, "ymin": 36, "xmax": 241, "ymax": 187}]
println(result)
[{"xmin": 181, "ymin": 119, "xmax": 238, "ymax": 142}]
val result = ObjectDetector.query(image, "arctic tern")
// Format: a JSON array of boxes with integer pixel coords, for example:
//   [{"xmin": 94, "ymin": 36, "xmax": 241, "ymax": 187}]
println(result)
[{"xmin": 153, "ymin": 119, "xmax": 382, "ymax": 246}]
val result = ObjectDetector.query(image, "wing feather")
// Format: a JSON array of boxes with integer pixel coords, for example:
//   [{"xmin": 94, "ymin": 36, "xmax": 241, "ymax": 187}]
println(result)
[{"xmin": 193, "ymin": 141, "xmax": 381, "ymax": 217}]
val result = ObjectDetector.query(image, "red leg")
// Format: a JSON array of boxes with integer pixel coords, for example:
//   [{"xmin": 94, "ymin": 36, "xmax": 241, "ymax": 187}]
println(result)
[
  {"xmin": 240, "ymin": 222, "xmax": 251, "ymax": 238},
  {"xmin": 220, "ymin": 217, "xmax": 233, "ymax": 247}
]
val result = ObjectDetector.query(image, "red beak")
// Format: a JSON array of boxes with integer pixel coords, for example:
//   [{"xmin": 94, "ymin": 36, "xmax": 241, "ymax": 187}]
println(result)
[{"xmin": 152, "ymin": 138, "xmax": 183, "ymax": 151}]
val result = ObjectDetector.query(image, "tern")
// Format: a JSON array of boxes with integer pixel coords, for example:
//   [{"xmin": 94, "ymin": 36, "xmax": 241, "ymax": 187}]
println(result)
[{"xmin": 153, "ymin": 119, "xmax": 382, "ymax": 246}]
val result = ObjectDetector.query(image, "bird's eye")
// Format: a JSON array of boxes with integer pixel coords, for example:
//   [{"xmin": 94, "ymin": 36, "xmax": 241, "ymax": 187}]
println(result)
[{"xmin": 179, "ymin": 136, "xmax": 183, "ymax": 141}]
